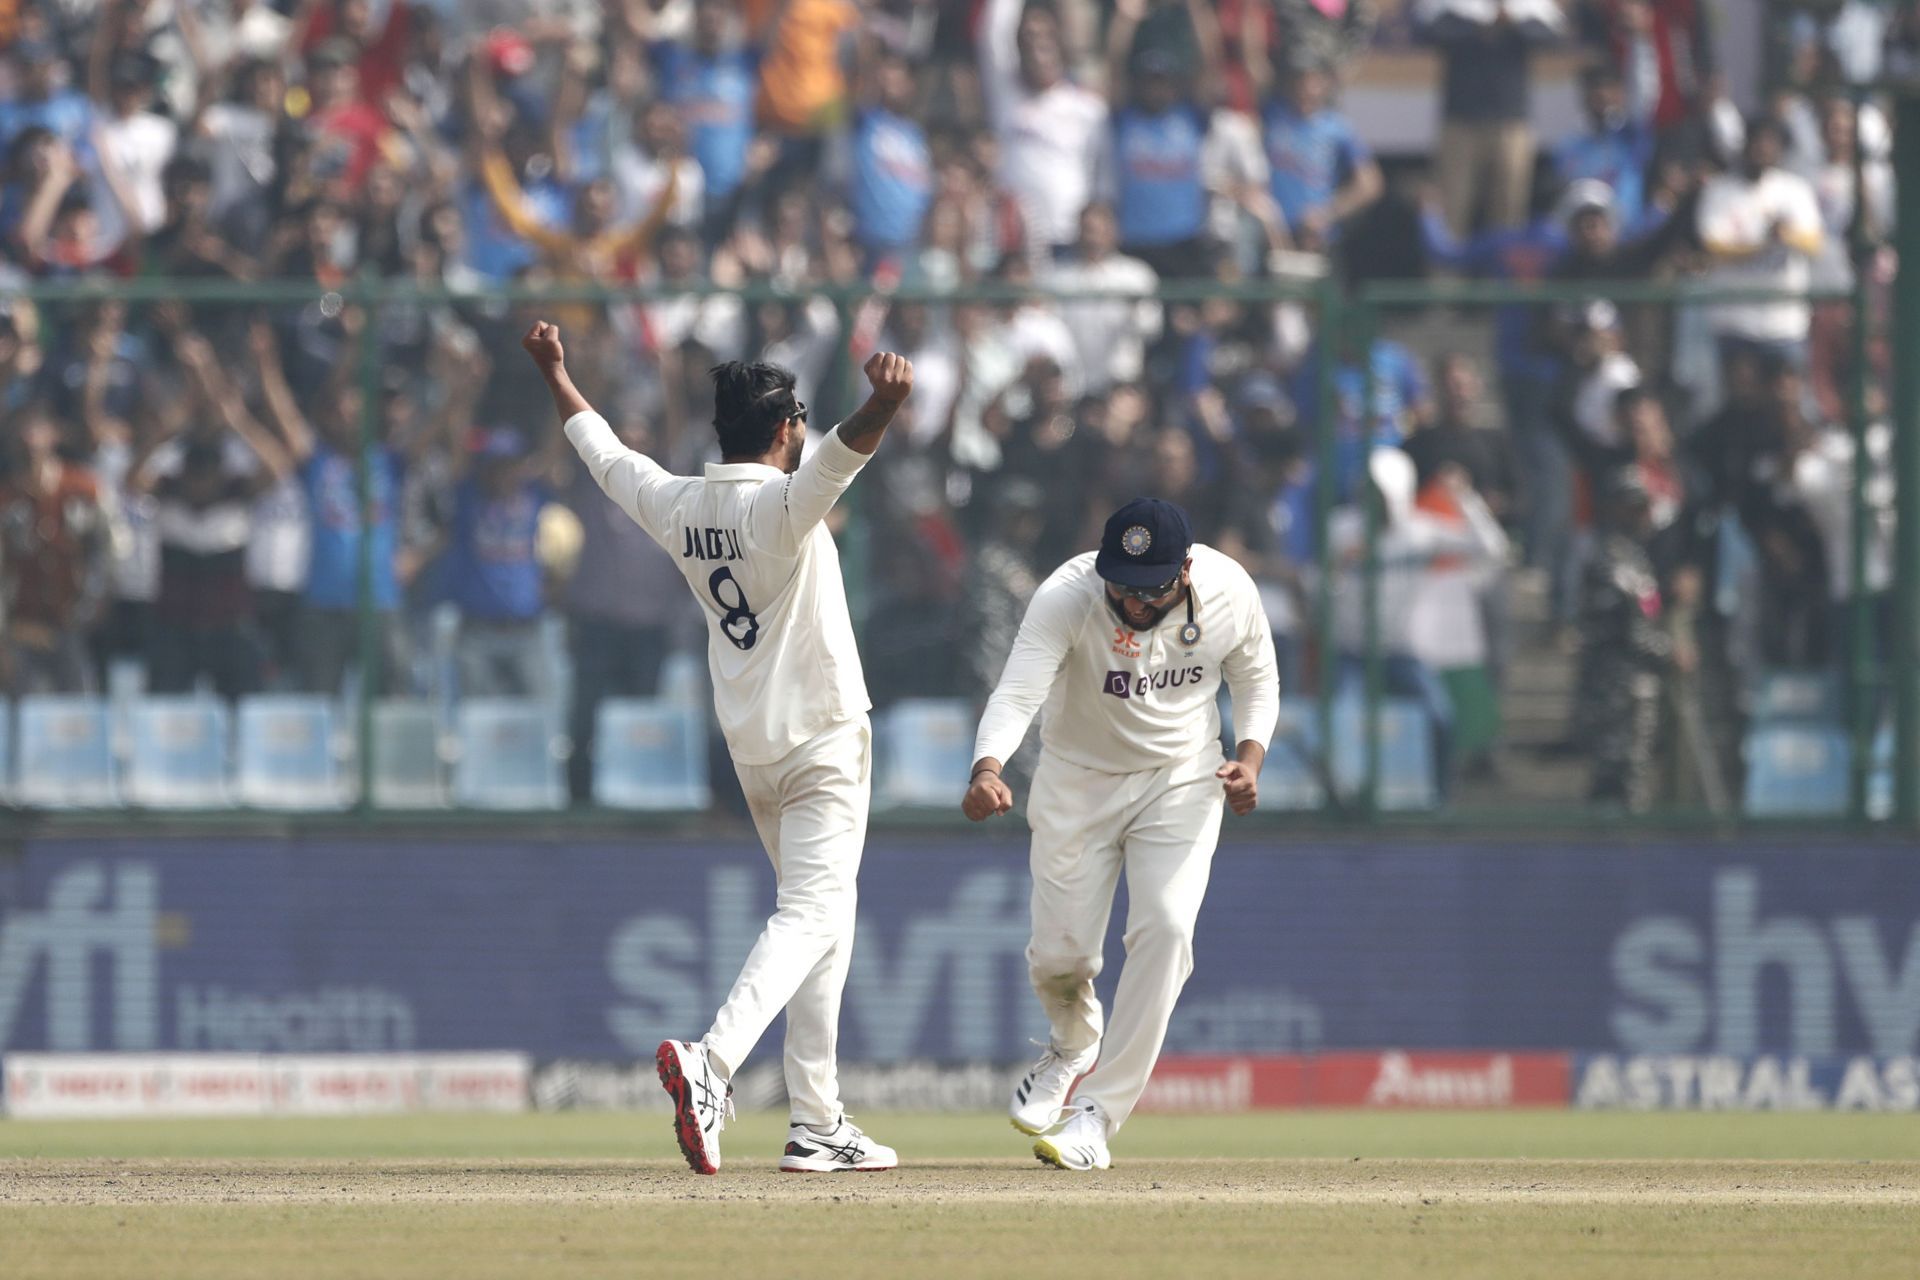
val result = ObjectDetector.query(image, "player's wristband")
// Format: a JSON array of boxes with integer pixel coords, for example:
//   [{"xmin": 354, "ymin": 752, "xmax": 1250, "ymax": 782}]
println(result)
[{"xmin": 970, "ymin": 768, "xmax": 1001, "ymax": 783}]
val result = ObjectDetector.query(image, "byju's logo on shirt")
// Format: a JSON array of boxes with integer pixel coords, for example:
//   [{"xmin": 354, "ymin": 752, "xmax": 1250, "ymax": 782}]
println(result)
[{"xmin": 1102, "ymin": 666, "xmax": 1205, "ymax": 700}]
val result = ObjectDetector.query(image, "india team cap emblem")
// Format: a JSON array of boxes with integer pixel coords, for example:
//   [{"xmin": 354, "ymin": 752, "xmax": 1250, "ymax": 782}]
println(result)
[
  {"xmin": 1179, "ymin": 621, "xmax": 1202, "ymax": 647},
  {"xmin": 1122, "ymin": 525, "xmax": 1152, "ymax": 556}
]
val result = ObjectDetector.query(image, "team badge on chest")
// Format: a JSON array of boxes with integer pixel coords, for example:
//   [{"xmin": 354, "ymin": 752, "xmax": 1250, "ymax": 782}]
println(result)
[{"xmin": 1178, "ymin": 620, "xmax": 1202, "ymax": 647}]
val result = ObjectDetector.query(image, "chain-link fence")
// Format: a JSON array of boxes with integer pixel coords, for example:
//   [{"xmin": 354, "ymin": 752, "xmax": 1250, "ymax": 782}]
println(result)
[{"xmin": 0, "ymin": 273, "xmax": 1897, "ymax": 825}]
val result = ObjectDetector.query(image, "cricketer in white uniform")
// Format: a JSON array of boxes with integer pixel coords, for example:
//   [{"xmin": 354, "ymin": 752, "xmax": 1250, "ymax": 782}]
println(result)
[
  {"xmin": 522, "ymin": 321, "xmax": 911, "ymax": 1176},
  {"xmin": 963, "ymin": 497, "xmax": 1280, "ymax": 1171}
]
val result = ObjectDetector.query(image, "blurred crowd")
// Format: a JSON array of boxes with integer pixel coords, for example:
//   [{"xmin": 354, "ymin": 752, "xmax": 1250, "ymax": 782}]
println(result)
[{"xmin": 0, "ymin": 0, "xmax": 1904, "ymax": 810}]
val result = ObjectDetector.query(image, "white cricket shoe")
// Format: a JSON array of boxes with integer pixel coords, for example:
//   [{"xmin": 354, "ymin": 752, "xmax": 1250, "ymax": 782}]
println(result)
[
  {"xmin": 655, "ymin": 1039, "xmax": 733, "ymax": 1174},
  {"xmin": 1033, "ymin": 1099, "xmax": 1112, "ymax": 1171},
  {"xmin": 1010, "ymin": 1040, "xmax": 1099, "ymax": 1136},
  {"xmin": 778, "ymin": 1115, "xmax": 899, "ymax": 1173}
]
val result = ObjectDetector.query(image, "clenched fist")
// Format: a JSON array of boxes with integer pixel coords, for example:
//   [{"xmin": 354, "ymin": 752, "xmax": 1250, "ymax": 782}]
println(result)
[
  {"xmin": 522, "ymin": 320, "xmax": 566, "ymax": 372},
  {"xmin": 863, "ymin": 350, "xmax": 913, "ymax": 406},
  {"xmin": 962, "ymin": 771, "xmax": 1015, "ymax": 822}
]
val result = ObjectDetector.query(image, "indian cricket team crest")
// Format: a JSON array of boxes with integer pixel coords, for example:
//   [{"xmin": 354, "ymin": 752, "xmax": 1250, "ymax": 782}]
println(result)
[
  {"xmin": 1121, "ymin": 525, "xmax": 1152, "ymax": 556},
  {"xmin": 1178, "ymin": 620, "xmax": 1202, "ymax": 647}
]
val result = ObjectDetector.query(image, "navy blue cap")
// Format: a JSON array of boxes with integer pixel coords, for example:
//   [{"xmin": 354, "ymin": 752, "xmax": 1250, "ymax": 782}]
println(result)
[{"xmin": 1095, "ymin": 497, "xmax": 1193, "ymax": 588}]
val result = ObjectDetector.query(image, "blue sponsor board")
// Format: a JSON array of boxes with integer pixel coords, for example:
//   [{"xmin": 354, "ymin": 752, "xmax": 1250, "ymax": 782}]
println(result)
[
  {"xmin": 1573, "ymin": 1054, "xmax": 1920, "ymax": 1110},
  {"xmin": 0, "ymin": 837, "xmax": 1916, "ymax": 1062}
]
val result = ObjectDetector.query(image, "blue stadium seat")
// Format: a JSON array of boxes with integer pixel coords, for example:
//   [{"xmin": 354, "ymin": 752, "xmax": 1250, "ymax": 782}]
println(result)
[
  {"xmin": 1331, "ymin": 697, "xmax": 1437, "ymax": 811},
  {"xmin": 16, "ymin": 697, "xmax": 117, "ymax": 807},
  {"xmin": 593, "ymin": 699, "xmax": 710, "ymax": 810},
  {"xmin": 125, "ymin": 697, "xmax": 230, "ymax": 808},
  {"xmin": 1260, "ymin": 697, "xmax": 1326, "ymax": 810},
  {"xmin": 1743, "ymin": 724, "xmax": 1850, "ymax": 817},
  {"xmin": 454, "ymin": 699, "xmax": 564, "ymax": 809},
  {"xmin": 370, "ymin": 700, "xmax": 448, "ymax": 809},
  {"xmin": 237, "ymin": 696, "xmax": 348, "ymax": 810},
  {"xmin": 1752, "ymin": 669, "xmax": 1843, "ymax": 725},
  {"xmin": 874, "ymin": 699, "xmax": 975, "ymax": 808}
]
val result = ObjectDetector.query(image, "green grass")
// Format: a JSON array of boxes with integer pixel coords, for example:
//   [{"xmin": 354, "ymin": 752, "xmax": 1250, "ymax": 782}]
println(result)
[
  {"xmin": 3, "ymin": 1112, "xmax": 1917, "ymax": 1279},
  {"xmin": 2, "ymin": 1109, "xmax": 1918, "ymax": 1161}
]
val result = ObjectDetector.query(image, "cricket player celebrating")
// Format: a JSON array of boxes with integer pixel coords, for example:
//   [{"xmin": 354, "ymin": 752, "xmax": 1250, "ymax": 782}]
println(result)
[
  {"xmin": 524, "ymin": 321, "xmax": 912, "ymax": 1175},
  {"xmin": 962, "ymin": 497, "xmax": 1279, "ymax": 1170}
]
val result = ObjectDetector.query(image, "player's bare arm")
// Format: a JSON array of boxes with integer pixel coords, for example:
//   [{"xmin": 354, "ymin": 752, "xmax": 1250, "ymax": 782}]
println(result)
[
  {"xmin": 834, "ymin": 351, "xmax": 914, "ymax": 455},
  {"xmin": 1217, "ymin": 741, "xmax": 1264, "ymax": 817},
  {"xmin": 522, "ymin": 320, "xmax": 593, "ymax": 422},
  {"xmin": 962, "ymin": 755, "xmax": 1015, "ymax": 821}
]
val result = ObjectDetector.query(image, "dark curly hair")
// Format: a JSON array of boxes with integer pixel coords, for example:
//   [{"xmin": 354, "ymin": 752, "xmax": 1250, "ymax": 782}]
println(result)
[{"xmin": 710, "ymin": 360, "xmax": 801, "ymax": 459}]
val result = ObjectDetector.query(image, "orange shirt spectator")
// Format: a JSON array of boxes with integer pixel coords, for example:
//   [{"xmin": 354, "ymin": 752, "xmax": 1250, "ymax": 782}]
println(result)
[{"xmin": 754, "ymin": 0, "xmax": 860, "ymax": 135}]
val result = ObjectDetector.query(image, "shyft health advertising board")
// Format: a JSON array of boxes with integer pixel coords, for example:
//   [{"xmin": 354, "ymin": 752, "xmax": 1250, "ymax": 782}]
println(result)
[{"xmin": 0, "ymin": 837, "xmax": 1916, "ymax": 1068}]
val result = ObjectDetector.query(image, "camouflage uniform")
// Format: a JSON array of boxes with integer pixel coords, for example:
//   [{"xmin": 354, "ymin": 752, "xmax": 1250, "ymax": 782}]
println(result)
[{"xmin": 1578, "ymin": 531, "xmax": 1672, "ymax": 811}]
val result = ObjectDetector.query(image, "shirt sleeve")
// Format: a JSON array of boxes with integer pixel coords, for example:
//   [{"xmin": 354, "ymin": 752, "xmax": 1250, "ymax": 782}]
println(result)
[
  {"xmin": 745, "ymin": 426, "xmax": 871, "ymax": 557},
  {"xmin": 1220, "ymin": 567, "xmax": 1282, "ymax": 751},
  {"xmin": 563, "ymin": 409, "xmax": 676, "ymax": 545},
  {"xmin": 972, "ymin": 568, "xmax": 1084, "ymax": 765}
]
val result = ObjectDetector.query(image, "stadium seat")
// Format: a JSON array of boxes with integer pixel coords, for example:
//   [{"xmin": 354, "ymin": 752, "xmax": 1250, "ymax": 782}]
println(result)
[
  {"xmin": 592, "ymin": 699, "xmax": 710, "ymax": 810},
  {"xmin": 1332, "ymin": 697, "xmax": 1438, "ymax": 811},
  {"xmin": 236, "ymin": 696, "xmax": 349, "ymax": 810},
  {"xmin": 125, "ymin": 697, "xmax": 230, "ymax": 808},
  {"xmin": 15, "ymin": 697, "xmax": 118, "ymax": 807},
  {"xmin": 369, "ymin": 700, "xmax": 449, "ymax": 809},
  {"xmin": 1260, "ymin": 698, "xmax": 1326, "ymax": 810},
  {"xmin": 1751, "ymin": 669, "xmax": 1843, "ymax": 725},
  {"xmin": 1743, "ymin": 723, "xmax": 1850, "ymax": 817},
  {"xmin": 453, "ymin": 699, "xmax": 565, "ymax": 809},
  {"xmin": 874, "ymin": 699, "xmax": 975, "ymax": 808}
]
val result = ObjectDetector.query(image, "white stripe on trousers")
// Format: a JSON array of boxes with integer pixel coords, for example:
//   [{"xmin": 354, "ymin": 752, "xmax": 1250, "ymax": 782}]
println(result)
[
  {"xmin": 702, "ymin": 714, "xmax": 870, "ymax": 1127},
  {"xmin": 1024, "ymin": 748, "xmax": 1224, "ymax": 1135}
]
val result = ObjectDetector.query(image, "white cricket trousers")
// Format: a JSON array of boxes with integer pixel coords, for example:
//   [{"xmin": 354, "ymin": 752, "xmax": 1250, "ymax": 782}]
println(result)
[
  {"xmin": 702, "ymin": 715, "xmax": 871, "ymax": 1126},
  {"xmin": 1025, "ymin": 748, "xmax": 1224, "ymax": 1135}
]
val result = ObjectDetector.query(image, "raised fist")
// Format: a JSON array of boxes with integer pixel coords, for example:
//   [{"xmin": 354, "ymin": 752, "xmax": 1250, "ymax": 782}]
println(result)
[
  {"xmin": 521, "ymin": 320, "xmax": 565, "ymax": 371},
  {"xmin": 863, "ymin": 350, "xmax": 913, "ymax": 407}
]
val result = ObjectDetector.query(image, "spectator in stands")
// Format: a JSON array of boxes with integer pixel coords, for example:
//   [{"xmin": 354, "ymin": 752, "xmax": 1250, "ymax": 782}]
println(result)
[
  {"xmin": 751, "ymin": 0, "xmax": 861, "ymax": 190},
  {"xmin": 978, "ymin": 0, "xmax": 1109, "ymax": 255},
  {"xmin": 1576, "ymin": 469, "xmax": 1670, "ymax": 812},
  {"xmin": 1048, "ymin": 202, "xmax": 1161, "ymax": 395},
  {"xmin": 1418, "ymin": 0, "xmax": 1564, "ymax": 236},
  {"xmin": 1290, "ymin": 328, "xmax": 1431, "ymax": 509},
  {"xmin": 1582, "ymin": 0, "xmax": 1713, "ymax": 139},
  {"xmin": 137, "ymin": 329, "xmax": 294, "ymax": 700},
  {"xmin": 0, "ymin": 400, "xmax": 110, "ymax": 695},
  {"xmin": 442, "ymin": 425, "xmax": 566, "ymax": 699},
  {"xmin": 0, "ymin": 37, "xmax": 94, "ymax": 157},
  {"xmin": 1696, "ymin": 116, "xmax": 1825, "ymax": 373},
  {"xmin": 1103, "ymin": 0, "xmax": 1220, "ymax": 277},
  {"xmin": 1553, "ymin": 62, "xmax": 1655, "ymax": 229},
  {"xmin": 562, "ymin": 411, "xmax": 690, "ymax": 803},
  {"xmin": 1408, "ymin": 449, "xmax": 1511, "ymax": 782},
  {"xmin": 1257, "ymin": 58, "xmax": 1381, "ymax": 254},
  {"xmin": 647, "ymin": 0, "xmax": 759, "ymax": 243},
  {"xmin": 847, "ymin": 48, "xmax": 933, "ymax": 271}
]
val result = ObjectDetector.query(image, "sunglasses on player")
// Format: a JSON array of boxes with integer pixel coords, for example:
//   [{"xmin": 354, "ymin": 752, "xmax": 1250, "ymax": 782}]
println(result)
[
  {"xmin": 1108, "ymin": 573, "xmax": 1183, "ymax": 604},
  {"xmin": 790, "ymin": 400, "xmax": 809, "ymax": 425}
]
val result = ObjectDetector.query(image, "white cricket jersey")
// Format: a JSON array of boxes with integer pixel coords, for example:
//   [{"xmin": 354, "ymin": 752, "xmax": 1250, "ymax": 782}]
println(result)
[
  {"xmin": 564, "ymin": 410, "xmax": 871, "ymax": 766},
  {"xmin": 973, "ymin": 545, "xmax": 1281, "ymax": 778}
]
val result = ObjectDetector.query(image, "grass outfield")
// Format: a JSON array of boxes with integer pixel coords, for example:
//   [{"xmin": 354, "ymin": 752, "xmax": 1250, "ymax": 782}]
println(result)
[{"xmin": 2, "ymin": 1112, "xmax": 1918, "ymax": 1279}]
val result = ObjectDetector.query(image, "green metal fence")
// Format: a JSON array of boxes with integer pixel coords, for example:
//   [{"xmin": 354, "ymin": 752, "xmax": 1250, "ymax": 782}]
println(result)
[{"xmin": 0, "ymin": 270, "xmax": 1904, "ymax": 830}]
